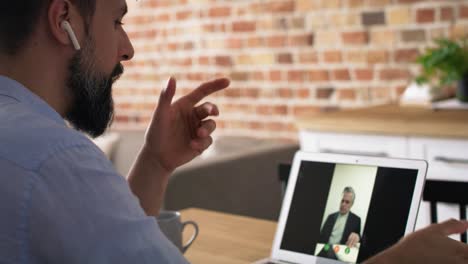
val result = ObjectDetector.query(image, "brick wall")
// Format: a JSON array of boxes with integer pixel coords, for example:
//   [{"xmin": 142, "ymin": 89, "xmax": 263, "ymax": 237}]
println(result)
[{"xmin": 113, "ymin": 0, "xmax": 468, "ymax": 140}]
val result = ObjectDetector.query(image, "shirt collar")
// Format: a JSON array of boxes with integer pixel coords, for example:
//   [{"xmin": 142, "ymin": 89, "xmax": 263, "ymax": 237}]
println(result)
[
  {"xmin": 0, "ymin": 75, "xmax": 66, "ymax": 126},
  {"xmin": 338, "ymin": 212, "xmax": 349, "ymax": 218}
]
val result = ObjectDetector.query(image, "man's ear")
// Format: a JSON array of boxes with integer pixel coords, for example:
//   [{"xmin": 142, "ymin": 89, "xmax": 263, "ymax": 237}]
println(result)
[{"xmin": 48, "ymin": 0, "xmax": 82, "ymax": 49}]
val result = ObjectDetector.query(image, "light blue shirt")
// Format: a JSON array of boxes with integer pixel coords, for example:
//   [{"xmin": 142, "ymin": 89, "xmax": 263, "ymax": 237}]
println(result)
[{"xmin": 0, "ymin": 76, "xmax": 188, "ymax": 264}]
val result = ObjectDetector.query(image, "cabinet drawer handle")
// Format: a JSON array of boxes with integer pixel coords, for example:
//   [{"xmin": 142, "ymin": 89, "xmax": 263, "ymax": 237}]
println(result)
[
  {"xmin": 434, "ymin": 156, "xmax": 468, "ymax": 165},
  {"xmin": 321, "ymin": 148, "xmax": 389, "ymax": 157}
]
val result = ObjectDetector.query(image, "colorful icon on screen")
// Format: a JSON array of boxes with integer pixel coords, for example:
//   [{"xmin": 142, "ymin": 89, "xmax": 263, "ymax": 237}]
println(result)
[
  {"xmin": 345, "ymin": 247, "xmax": 351, "ymax": 254},
  {"xmin": 334, "ymin": 245, "xmax": 340, "ymax": 253},
  {"xmin": 323, "ymin": 244, "xmax": 330, "ymax": 252}
]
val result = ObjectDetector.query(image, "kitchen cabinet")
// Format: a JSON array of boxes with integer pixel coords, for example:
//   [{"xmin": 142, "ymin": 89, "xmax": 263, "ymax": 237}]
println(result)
[{"xmin": 297, "ymin": 105, "xmax": 468, "ymax": 233}]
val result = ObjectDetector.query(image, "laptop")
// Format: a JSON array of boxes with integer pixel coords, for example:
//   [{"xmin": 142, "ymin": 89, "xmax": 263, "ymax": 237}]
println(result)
[{"xmin": 255, "ymin": 151, "xmax": 427, "ymax": 264}]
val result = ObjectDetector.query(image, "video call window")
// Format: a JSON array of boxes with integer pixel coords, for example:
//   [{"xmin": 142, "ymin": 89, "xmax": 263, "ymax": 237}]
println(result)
[
  {"xmin": 280, "ymin": 161, "xmax": 417, "ymax": 263},
  {"xmin": 315, "ymin": 164, "xmax": 377, "ymax": 263}
]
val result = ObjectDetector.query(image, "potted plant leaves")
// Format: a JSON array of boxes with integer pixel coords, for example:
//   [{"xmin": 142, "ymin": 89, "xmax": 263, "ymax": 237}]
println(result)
[{"xmin": 416, "ymin": 38, "xmax": 468, "ymax": 102}]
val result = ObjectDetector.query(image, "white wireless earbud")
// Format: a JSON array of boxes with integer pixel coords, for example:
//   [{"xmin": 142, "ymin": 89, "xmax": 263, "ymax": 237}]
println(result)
[{"xmin": 61, "ymin": 21, "xmax": 81, "ymax": 51}]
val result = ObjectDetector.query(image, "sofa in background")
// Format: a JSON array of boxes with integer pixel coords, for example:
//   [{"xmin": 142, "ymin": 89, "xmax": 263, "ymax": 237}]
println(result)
[{"xmin": 94, "ymin": 130, "xmax": 299, "ymax": 221}]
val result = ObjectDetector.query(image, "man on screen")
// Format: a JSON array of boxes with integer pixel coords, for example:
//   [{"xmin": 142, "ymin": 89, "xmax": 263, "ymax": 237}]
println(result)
[{"xmin": 319, "ymin": 187, "xmax": 361, "ymax": 248}]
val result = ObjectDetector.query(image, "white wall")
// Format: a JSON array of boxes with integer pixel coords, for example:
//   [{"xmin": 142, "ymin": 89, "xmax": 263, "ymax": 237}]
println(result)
[{"xmin": 320, "ymin": 164, "xmax": 377, "ymax": 234}]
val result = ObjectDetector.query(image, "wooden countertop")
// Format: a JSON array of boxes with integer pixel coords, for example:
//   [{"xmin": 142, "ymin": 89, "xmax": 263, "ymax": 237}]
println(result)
[
  {"xmin": 181, "ymin": 208, "xmax": 276, "ymax": 264},
  {"xmin": 296, "ymin": 104, "xmax": 468, "ymax": 139}
]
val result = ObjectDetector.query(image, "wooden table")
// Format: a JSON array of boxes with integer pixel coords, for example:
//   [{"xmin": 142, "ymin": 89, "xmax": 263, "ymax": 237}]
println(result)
[{"xmin": 180, "ymin": 208, "xmax": 277, "ymax": 264}]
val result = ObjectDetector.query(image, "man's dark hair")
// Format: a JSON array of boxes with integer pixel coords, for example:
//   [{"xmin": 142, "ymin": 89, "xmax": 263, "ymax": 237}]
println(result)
[{"xmin": 0, "ymin": 0, "xmax": 96, "ymax": 56}]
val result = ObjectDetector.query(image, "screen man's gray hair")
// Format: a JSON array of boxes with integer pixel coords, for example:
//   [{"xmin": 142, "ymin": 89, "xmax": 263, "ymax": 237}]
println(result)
[{"xmin": 343, "ymin": 186, "xmax": 356, "ymax": 203}]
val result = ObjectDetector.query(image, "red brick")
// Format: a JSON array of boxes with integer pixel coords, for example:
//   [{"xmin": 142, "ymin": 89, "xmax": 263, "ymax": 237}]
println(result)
[
  {"xmin": 209, "ymin": 7, "xmax": 231, "ymax": 17},
  {"xmin": 362, "ymin": 11, "xmax": 386, "ymax": 26},
  {"xmin": 257, "ymin": 105, "xmax": 288, "ymax": 115},
  {"xmin": 265, "ymin": 122, "xmax": 290, "ymax": 131},
  {"xmin": 288, "ymin": 70, "xmax": 306, "ymax": 82},
  {"xmin": 115, "ymin": 102, "xmax": 131, "ymax": 110},
  {"xmin": 267, "ymin": 35, "xmax": 287, "ymax": 47},
  {"xmin": 441, "ymin": 7, "xmax": 454, "ymax": 21},
  {"xmin": 241, "ymin": 88, "xmax": 260, "ymax": 98},
  {"xmin": 247, "ymin": 37, "xmax": 264, "ymax": 48},
  {"xmin": 296, "ymin": 88, "xmax": 310, "ymax": 98},
  {"xmin": 230, "ymin": 72, "xmax": 249, "ymax": 81},
  {"xmin": 367, "ymin": 50, "xmax": 389, "ymax": 64},
  {"xmin": 183, "ymin": 42, "xmax": 194, "ymax": 50},
  {"xmin": 345, "ymin": 50, "xmax": 367, "ymax": 63},
  {"xmin": 233, "ymin": 21, "xmax": 256, "ymax": 32},
  {"xmin": 203, "ymin": 24, "xmax": 216, "ymax": 32},
  {"xmin": 229, "ymin": 120, "xmax": 248, "ymax": 129},
  {"xmin": 170, "ymin": 58, "xmax": 192, "ymax": 66},
  {"xmin": 276, "ymin": 88, "xmax": 292, "ymax": 98},
  {"xmin": 215, "ymin": 120, "xmax": 227, "ymax": 129},
  {"xmin": 299, "ymin": 52, "xmax": 319, "ymax": 63},
  {"xmin": 338, "ymin": 89, "xmax": 357, "ymax": 100},
  {"xmin": 332, "ymin": 69, "xmax": 351, "ymax": 81},
  {"xmin": 416, "ymin": 8, "xmax": 435, "ymax": 23},
  {"xmin": 292, "ymin": 106, "xmax": 321, "ymax": 116},
  {"xmin": 274, "ymin": 106, "xmax": 289, "ymax": 115},
  {"xmin": 252, "ymin": 71, "xmax": 264, "ymax": 81},
  {"xmin": 215, "ymin": 56, "xmax": 233, "ymax": 67},
  {"xmin": 222, "ymin": 103, "xmax": 253, "ymax": 114},
  {"xmin": 270, "ymin": 70, "xmax": 282, "ymax": 81},
  {"xmin": 288, "ymin": 34, "xmax": 314, "ymax": 46},
  {"xmin": 155, "ymin": 14, "xmax": 171, "ymax": 22},
  {"xmin": 379, "ymin": 69, "xmax": 411, "ymax": 81},
  {"xmin": 401, "ymin": 29, "xmax": 426, "ymax": 42},
  {"xmin": 226, "ymin": 38, "xmax": 243, "ymax": 49},
  {"xmin": 355, "ymin": 69, "xmax": 374, "ymax": 81},
  {"xmin": 461, "ymin": 5, "xmax": 468, "ymax": 19},
  {"xmin": 255, "ymin": 105, "xmax": 271, "ymax": 115},
  {"xmin": 278, "ymin": 53, "xmax": 293, "ymax": 64},
  {"xmin": 292, "ymin": 17, "xmax": 305, "ymax": 29},
  {"xmin": 176, "ymin": 10, "xmax": 192, "ymax": 20},
  {"xmin": 342, "ymin": 31, "xmax": 369, "ymax": 45},
  {"xmin": 266, "ymin": 1, "xmax": 295, "ymax": 13},
  {"xmin": 199, "ymin": 56, "xmax": 210, "ymax": 65},
  {"xmin": 324, "ymin": 50, "xmax": 342, "ymax": 63},
  {"xmin": 128, "ymin": 15, "xmax": 152, "ymax": 24},
  {"xmin": 224, "ymin": 88, "xmax": 241, "ymax": 98},
  {"xmin": 316, "ymin": 87, "xmax": 335, "ymax": 99},
  {"xmin": 188, "ymin": 73, "xmax": 203, "ymax": 81},
  {"xmin": 308, "ymin": 70, "xmax": 330, "ymax": 81},
  {"xmin": 348, "ymin": 0, "xmax": 365, "ymax": 7},
  {"xmin": 115, "ymin": 115, "xmax": 129, "ymax": 123},
  {"xmin": 248, "ymin": 121, "xmax": 263, "ymax": 130},
  {"xmin": 394, "ymin": 48, "xmax": 420, "ymax": 63},
  {"xmin": 259, "ymin": 87, "xmax": 279, "ymax": 97},
  {"xmin": 367, "ymin": 0, "xmax": 392, "ymax": 7},
  {"xmin": 397, "ymin": 0, "xmax": 424, "ymax": 3}
]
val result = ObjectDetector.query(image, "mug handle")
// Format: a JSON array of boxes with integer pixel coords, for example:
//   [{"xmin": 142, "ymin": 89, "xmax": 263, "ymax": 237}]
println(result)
[{"xmin": 181, "ymin": 220, "xmax": 199, "ymax": 253}]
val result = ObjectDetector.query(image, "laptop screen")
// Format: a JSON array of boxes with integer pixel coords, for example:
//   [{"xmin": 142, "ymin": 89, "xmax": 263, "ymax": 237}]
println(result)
[{"xmin": 279, "ymin": 161, "xmax": 418, "ymax": 263}]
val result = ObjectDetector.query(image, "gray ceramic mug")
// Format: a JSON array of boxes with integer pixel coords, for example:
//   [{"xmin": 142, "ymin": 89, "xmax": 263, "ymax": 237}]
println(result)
[{"xmin": 157, "ymin": 211, "xmax": 199, "ymax": 253}]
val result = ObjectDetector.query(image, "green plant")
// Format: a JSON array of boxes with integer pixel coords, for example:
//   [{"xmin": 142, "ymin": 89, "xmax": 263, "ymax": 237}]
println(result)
[{"xmin": 416, "ymin": 38, "xmax": 468, "ymax": 87}]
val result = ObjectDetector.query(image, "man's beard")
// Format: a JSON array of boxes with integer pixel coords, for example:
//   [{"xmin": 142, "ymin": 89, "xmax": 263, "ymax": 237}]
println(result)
[{"xmin": 65, "ymin": 38, "xmax": 123, "ymax": 138}]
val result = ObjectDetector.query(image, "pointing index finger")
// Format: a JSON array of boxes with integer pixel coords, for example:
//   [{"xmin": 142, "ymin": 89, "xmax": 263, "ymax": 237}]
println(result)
[
  {"xmin": 433, "ymin": 219, "xmax": 468, "ymax": 236},
  {"xmin": 184, "ymin": 78, "xmax": 230, "ymax": 104}
]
